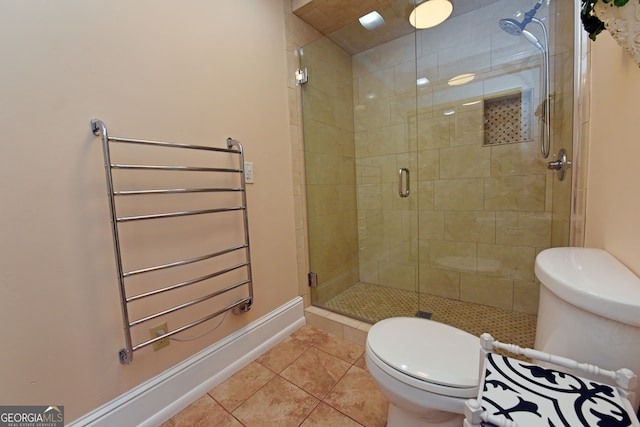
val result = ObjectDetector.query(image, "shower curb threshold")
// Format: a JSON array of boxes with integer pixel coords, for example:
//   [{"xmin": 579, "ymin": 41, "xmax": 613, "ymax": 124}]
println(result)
[{"xmin": 304, "ymin": 305, "xmax": 371, "ymax": 347}]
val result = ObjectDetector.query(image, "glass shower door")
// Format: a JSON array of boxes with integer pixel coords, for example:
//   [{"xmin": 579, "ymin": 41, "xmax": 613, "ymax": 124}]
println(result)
[
  {"xmin": 298, "ymin": 0, "xmax": 574, "ymax": 333},
  {"xmin": 301, "ymin": 4, "xmax": 420, "ymax": 322}
]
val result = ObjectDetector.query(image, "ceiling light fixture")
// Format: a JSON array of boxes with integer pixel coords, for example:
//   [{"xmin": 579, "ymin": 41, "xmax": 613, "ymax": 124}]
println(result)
[
  {"xmin": 359, "ymin": 11, "xmax": 385, "ymax": 31},
  {"xmin": 409, "ymin": 0, "xmax": 453, "ymax": 29},
  {"xmin": 448, "ymin": 73, "xmax": 475, "ymax": 86}
]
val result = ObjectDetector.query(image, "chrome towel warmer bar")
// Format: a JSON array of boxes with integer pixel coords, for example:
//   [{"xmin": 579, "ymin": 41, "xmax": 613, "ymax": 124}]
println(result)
[{"xmin": 91, "ymin": 119, "xmax": 253, "ymax": 364}]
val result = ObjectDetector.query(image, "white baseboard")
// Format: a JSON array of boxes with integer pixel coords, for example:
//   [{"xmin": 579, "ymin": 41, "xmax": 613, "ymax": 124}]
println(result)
[{"xmin": 69, "ymin": 296, "xmax": 305, "ymax": 427}]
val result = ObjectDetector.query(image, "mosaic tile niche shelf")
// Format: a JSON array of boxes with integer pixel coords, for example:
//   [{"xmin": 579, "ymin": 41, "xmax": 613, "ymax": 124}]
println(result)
[{"xmin": 484, "ymin": 89, "xmax": 533, "ymax": 146}]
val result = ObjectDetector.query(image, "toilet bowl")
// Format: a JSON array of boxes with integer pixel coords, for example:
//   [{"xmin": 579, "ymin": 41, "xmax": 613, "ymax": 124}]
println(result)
[
  {"xmin": 365, "ymin": 317, "xmax": 480, "ymax": 427},
  {"xmin": 535, "ymin": 247, "xmax": 640, "ymax": 411}
]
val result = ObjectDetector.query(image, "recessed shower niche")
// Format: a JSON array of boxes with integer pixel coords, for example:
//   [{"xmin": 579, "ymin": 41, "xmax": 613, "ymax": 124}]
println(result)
[{"xmin": 483, "ymin": 89, "xmax": 533, "ymax": 146}]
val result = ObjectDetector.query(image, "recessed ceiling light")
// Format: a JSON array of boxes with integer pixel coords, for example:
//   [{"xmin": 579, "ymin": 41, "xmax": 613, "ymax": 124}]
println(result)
[
  {"xmin": 444, "ymin": 109, "xmax": 456, "ymax": 116},
  {"xmin": 359, "ymin": 11, "xmax": 385, "ymax": 31},
  {"xmin": 448, "ymin": 73, "xmax": 476, "ymax": 86},
  {"xmin": 409, "ymin": 0, "xmax": 453, "ymax": 29},
  {"xmin": 417, "ymin": 77, "xmax": 430, "ymax": 86},
  {"xmin": 463, "ymin": 100, "xmax": 481, "ymax": 106}
]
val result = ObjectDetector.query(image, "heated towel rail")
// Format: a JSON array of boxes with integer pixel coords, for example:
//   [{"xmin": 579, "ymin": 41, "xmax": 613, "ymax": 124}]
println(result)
[{"xmin": 91, "ymin": 119, "xmax": 253, "ymax": 364}]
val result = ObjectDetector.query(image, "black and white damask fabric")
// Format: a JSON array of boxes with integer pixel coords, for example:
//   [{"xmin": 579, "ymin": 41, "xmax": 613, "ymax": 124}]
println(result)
[{"xmin": 479, "ymin": 353, "xmax": 635, "ymax": 426}]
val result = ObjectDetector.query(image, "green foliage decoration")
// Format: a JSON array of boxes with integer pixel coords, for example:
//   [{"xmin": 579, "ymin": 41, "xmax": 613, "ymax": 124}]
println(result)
[{"xmin": 581, "ymin": 0, "xmax": 630, "ymax": 40}]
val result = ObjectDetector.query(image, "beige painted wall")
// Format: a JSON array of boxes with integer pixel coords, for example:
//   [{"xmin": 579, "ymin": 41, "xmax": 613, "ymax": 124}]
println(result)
[
  {"xmin": 0, "ymin": 0, "xmax": 298, "ymax": 422},
  {"xmin": 585, "ymin": 34, "xmax": 640, "ymax": 276}
]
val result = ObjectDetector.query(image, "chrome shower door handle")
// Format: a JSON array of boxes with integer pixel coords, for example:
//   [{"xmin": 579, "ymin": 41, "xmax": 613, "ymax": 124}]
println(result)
[{"xmin": 398, "ymin": 168, "xmax": 410, "ymax": 198}]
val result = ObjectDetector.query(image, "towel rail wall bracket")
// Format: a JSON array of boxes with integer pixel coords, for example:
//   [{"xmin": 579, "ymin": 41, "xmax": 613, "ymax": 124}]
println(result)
[{"xmin": 91, "ymin": 119, "xmax": 253, "ymax": 364}]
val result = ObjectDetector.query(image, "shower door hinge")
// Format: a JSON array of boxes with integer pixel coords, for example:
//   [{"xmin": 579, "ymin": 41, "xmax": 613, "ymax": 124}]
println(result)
[
  {"xmin": 308, "ymin": 272, "xmax": 318, "ymax": 287},
  {"xmin": 295, "ymin": 68, "xmax": 308, "ymax": 85}
]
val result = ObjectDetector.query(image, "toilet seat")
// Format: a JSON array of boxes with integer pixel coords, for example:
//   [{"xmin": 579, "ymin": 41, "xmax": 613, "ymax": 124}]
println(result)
[{"xmin": 366, "ymin": 317, "xmax": 479, "ymax": 398}]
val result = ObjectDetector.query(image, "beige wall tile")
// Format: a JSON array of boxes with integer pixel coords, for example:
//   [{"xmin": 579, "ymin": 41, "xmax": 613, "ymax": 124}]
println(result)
[
  {"xmin": 386, "ymin": 235, "xmax": 418, "ymax": 266},
  {"xmin": 419, "ymin": 265, "xmax": 460, "ymax": 299},
  {"xmin": 417, "ymin": 149, "xmax": 439, "ymax": 180},
  {"xmin": 496, "ymin": 211, "xmax": 551, "ymax": 247},
  {"xmin": 358, "ymin": 208, "xmax": 383, "ymax": 231},
  {"xmin": 484, "ymin": 175, "xmax": 546, "ymax": 211},
  {"xmin": 552, "ymin": 168, "xmax": 572, "ymax": 221},
  {"xmin": 490, "ymin": 141, "xmax": 547, "ymax": 176},
  {"xmin": 419, "ymin": 210, "xmax": 445, "ymax": 241},
  {"xmin": 460, "ymin": 274, "xmax": 513, "ymax": 310},
  {"xmin": 358, "ymin": 259, "xmax": 379, "ymax": 284},
  {"xmin": 377, "ymin": 33, "xmax": 417, "ymax": 69},
  {"xmin": 379, "ymin": 261, "xmax": 417, "ymax": 291},
  {"xmin": 417, "ymin": 115, "xmax": 451, "ymax": 150},
  {"xmin": 356, "ymin": 155, "xmax": 397, "ymax": 185},
  {"xmin": 428, "ymin": 240, "xmax": 477, "ymax": 273},
  {"xmin": 354, "ymin": 98, "xmax": 391, "ymax": 131},
  {"xmin": 513, "ymin": 280, "xmax": 540, "ymax": 315},
  {"xmin": 477, "ymin": 244, "xmax": 535, "ymax": 281},
  {"xmin": 453, "ymin": 107, "xmax": 484, "ymax": 136},
  {"xmin": 366, "ymin": 124, "xmax": 409, "ymax": 157},
  {"xmin": 312, "ymin": 269, "xmax": 359, "ymax": 304},
  {"xmin": 439, "ymin": 145, "xmax": 491, "ymax": 179},
  {"xmin": 417, "ymin": 180, "xmax": 435, "ymax": 209},
  {"xmin": 357, "ymin": 184, "xmax": 383, "ymax": 211},
  {"xmin": 445, "ymin": 211, "xmax": 496, "ymax": 243},
  {"xmin": 395, "ymin": 60, "xmax": 418, "ymax": 95},
  {"xmin": 435, "ymin": 178, "xmax": 484, "ymax": 210},
  {"xmin": 391, "ymin": 92, "xmax": 421, "ymax": 126},
  {"xmin": 551, "ymin": 216, "xmax": 571, "ymax": 248},
  {"xmin": 358, "ymin": 232, "xmax": 386, "ymax": 262},
  {"xmin": 356, "ymin": 69, "xmax": 395, "ymax": 103},
  {"xmin": 437, "ymin": 36, "xmax": 491, "ymax": 80}
]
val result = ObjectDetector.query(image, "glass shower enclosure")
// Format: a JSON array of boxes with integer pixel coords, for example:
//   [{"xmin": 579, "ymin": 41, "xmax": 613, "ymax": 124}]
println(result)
[{"xmin": 300, "ymin": 0, "xmax": 574, "ymax": 326}]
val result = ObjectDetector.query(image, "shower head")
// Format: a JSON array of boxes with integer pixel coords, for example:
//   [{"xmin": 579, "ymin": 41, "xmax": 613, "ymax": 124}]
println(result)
[
  {"xmin": 499, "ymin": 0, "xmax": 544, "ymax": 36},
  {"xmin": 499, "ymin": 18, "xmax": 525, "ymax": 36},
  {"xmin": 498, "ymin": 2, "xmax": 552, "ymax": 159},
  {"xmin": 522, "ymin": 29, "xmax": 544, "ymax": 51}
]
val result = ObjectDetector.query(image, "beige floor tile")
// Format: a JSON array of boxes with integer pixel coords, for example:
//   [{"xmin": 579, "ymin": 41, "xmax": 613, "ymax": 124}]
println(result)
[
  {"xmin": 291, "ymin": 324, "xmax": 331, "ymax": 344},
  {"xmin": 256, "ymin": 336, "xmax": 310, "ymax": 373},
  {"xmin": 160, "ymin": 395, "xmax": 242, "ymax": 427},
  {"xmin": 324, "ymin": 366, "xmax": 388, "ymax": 427},
  {"xmin": 281, "ymin": 347, "xmax": 351, "ymax": 399},
  {"xmin": 353, "ymin": 353, "xmax": 367, "ymax": 371},
  {"xmin": 300, "ymin": 402, "xmax": 364, "ymax": 427},
  {"xmin": 292, "ymin": 325, "xmax": 364, "ymax": 364},
  {"xmin": 232, "ymin": 376, "xmax": 319, "ymax": 427},
  {"xmin": 208, "ymin": 361, "xmax": 275, "ymax": 412}
]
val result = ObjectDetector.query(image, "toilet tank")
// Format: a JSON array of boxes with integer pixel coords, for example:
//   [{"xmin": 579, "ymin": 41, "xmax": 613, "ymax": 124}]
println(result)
[{"xmin": 534, "ymin": 247, "xmax": 640, "ymax": 410}]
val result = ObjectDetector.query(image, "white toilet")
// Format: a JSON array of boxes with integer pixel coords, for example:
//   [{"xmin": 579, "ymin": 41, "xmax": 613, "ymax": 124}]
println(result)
[
  {"xmin": 534, "ymin": 247, "xmax": 640, "ymax": 411},
  {"xmin": 365, "ymin": 317, "xmax": 480, "ymax": 427}
]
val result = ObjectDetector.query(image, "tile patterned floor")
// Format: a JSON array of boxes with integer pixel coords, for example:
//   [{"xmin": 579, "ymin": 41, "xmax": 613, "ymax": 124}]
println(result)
[
  {"xmin": 322, "ymin": 282, "xmax": 537, "ymax": 348},
  {"xmin": 161, "ymin": 325, "xmax": 388, "ymax": 427}
]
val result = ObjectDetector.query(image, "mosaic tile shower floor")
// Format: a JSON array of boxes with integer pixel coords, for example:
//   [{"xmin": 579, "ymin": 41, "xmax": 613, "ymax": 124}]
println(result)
[{"xmin": 321, "ymin": 282, "xmax": 537, "ymax": 348}]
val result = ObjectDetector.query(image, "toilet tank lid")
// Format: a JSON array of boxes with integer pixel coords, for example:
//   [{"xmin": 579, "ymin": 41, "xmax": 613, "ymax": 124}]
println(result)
[{"xmin": 535, "ymin": 248, "xmax": 640, "ymax": 327}]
